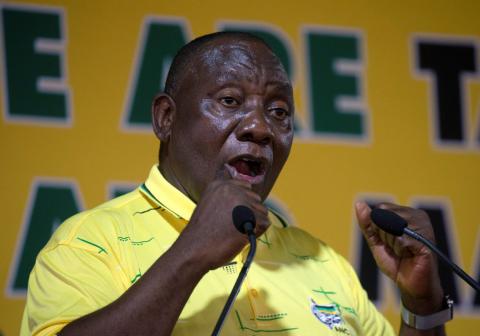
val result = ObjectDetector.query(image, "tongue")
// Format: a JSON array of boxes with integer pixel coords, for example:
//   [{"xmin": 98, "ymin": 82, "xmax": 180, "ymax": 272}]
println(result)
[{"xmin": 233, "ymin": 160, "xmax": 252, "ymax": 176}]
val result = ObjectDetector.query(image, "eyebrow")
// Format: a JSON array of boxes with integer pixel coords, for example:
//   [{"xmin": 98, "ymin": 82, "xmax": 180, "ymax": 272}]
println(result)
[{"xmin": 265, "ymin": 81, "xmax": 292, "ymax": 91}]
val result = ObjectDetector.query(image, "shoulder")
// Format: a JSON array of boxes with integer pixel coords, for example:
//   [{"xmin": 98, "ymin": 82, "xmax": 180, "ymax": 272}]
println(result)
[
  {"xmin": 23, "ymin": 193, "xmax": 147, "ymax": 336},
  {"xmin": 42, "ymin": 188, "xmax": 149, "ymax": 253}
]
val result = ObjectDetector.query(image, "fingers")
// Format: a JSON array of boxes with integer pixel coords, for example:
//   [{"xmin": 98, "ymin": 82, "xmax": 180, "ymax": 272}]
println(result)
[
  {"xmin": 355, "ymin": 201, "xmax": 371, "ymax": 229},
  {"xmin": 356, "ymin": 201, "xmax": 401, "ymax": 252},
  {"xmin": 224, "ymin": 180, "xmax": 268, "ymax": 231},
  {"xmin": 252, "ymin": 202, "xmax": 270, "ymax": 237},
  {"xmin": 208, "ymin": 178, "xmax": 270, "ymax": 236},
  {"xmin": 229, "ymin": 178, "xmax": 253, "ymax": 190},
  {"xmin": 355, "ymin": 201, "xmax": 441, "ymax": 301},
  {"xmin": 355, "ymin": 202, "xmax": 380, "ymax": 246}
]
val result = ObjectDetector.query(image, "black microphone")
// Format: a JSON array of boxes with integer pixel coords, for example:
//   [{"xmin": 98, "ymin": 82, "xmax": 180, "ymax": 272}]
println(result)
[
  {"xmin": 232, "ymin": 205, "xmax": 256, "ymax": 235},
  {"xmin": 211, "ymin": 206, "xmax": 257, "ymax": 336},
  {"xmin": 371, "ymin": 208, "xmax": 480, "ymax": 292}
]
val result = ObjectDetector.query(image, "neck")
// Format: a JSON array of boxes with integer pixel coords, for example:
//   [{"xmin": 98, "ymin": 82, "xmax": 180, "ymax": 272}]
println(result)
[{"xmin": 158, "ymin": 159, "xmax": 197, "ymax": 204}]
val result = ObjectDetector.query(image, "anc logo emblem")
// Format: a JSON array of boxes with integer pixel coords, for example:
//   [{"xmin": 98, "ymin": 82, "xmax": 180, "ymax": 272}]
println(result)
[{"xmin": 310, "ymin": 298, "xmax": 343, "ymax": 329}]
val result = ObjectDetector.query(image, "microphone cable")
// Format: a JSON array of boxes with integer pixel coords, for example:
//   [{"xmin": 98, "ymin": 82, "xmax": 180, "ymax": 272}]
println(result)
[{"xmin": 211, "ymin": 206, "xmax": 257, "ymax": 336}]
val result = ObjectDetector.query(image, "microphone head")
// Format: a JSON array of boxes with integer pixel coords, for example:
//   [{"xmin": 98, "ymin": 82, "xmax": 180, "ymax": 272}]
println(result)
[
  {"xmin": 232, "ymin": 205, "xmax": 256, "ymax": 234},
  {"xmin": 370, "ymin": 208, "xmax": 407, "ymax": 236}
]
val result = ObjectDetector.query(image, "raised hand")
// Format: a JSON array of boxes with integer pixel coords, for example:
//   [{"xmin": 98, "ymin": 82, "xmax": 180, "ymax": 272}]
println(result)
[
  {"xmin": 175, "ymin": 179, "xmax": 270, "ymax": 271},
  {"xmin": 355, "ymin": 202, "xmax": 444, "ymax": 315}
]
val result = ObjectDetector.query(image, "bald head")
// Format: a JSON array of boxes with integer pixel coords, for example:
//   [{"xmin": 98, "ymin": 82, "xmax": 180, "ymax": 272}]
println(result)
[{"xmin": 164, "ymin": 31, "xmax": 286, "ymax": 100}]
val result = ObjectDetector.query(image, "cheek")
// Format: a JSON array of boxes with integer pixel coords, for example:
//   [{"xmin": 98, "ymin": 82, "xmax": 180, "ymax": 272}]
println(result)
[
  {"xmin": 201, "ymin": 100, "xmax": 238, "ymax": 129},
  {"xmin": 274, "ymin": 131, "xmax": 293, "ymax": 162},
  {"xmin": 200, "ymin": 100, "xmax": 240, "ymax": 143},
  {"xmin": 182, "ymin": 117, "xmax": 238, "ymax": 171}
]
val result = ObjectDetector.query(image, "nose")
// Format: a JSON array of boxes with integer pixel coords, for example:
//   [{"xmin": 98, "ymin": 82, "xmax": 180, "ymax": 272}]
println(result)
[{"xmin": 235, "ymin": 106, "xmax": 273, "ymax": 146}]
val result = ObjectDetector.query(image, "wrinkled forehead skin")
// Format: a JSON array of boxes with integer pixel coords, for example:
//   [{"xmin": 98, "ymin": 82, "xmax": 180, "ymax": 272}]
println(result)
[
  {"xmin": 176, "ymin": 37, "xmax": 292, "ymax": 103},
  {"xmin": 201, "ymin": 39, "xmax": 289, "ymax": 85}
]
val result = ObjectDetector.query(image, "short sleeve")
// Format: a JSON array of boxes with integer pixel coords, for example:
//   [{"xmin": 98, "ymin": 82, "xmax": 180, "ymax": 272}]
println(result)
[
  {"xmin": 341, "ymin": 256, "xmax": 396, "ymax": 336},
  {"xmin": 21, "ymin": 243, "xmax": 128, "ymax": 336}
]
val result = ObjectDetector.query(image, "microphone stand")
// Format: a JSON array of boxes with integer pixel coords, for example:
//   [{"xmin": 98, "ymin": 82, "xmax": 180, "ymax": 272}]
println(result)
[{"xmin": 211, "ymin": 229, "xmax": 257, "ymax": 336}]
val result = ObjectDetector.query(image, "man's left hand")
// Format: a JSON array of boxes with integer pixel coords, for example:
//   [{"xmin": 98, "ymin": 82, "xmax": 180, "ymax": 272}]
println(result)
[{"xmin": 355, "ymin": 202, "xmax": 444, "ymax": 315}]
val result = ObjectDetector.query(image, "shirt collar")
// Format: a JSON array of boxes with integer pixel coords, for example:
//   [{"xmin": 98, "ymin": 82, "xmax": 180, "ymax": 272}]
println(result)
[{"xmin": 139, "ymin": 165, "xmax": 196, "ymax": 222}]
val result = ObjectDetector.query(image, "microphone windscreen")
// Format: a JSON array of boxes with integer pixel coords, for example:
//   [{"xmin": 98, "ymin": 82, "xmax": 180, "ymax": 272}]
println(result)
[
  {"xmin": 232, "ymin": 205, "xmax": 256, "ymax": 234},
  {"xmin": 370, "ymin": 208, "xmax": 407, "ymax": 236}
]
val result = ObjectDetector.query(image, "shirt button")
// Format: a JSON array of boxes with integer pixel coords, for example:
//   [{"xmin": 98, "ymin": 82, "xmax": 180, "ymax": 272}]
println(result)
[{"xmin": 250, "ymin": 289, "xmax": 259, "ymax": 297}]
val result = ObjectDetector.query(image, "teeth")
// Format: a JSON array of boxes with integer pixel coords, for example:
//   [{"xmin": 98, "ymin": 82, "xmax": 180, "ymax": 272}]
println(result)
[
  {"xmin": 241, "ymin": 158, "xmax": 261, "ymax": 165},
  {"xmin": 229, "ymin": 156, "xmax": 265, "ymax": 178}
]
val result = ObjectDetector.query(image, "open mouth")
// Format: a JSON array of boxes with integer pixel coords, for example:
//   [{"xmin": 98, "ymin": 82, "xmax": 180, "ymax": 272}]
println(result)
[{"xmin": 225, "ymin": 156, "xmax": 267, "ymax": 183}]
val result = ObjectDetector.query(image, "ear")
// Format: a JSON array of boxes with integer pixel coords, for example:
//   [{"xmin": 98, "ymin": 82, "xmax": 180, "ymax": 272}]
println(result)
[{"xmin": 152, "ymin": 93, "xmax": 176, "ymax": 142}]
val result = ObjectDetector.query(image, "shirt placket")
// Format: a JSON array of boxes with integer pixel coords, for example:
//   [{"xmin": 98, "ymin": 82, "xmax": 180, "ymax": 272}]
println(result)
[{"xmin": 234, "ymin": 247, "xmax": 273, "ymax": 330}]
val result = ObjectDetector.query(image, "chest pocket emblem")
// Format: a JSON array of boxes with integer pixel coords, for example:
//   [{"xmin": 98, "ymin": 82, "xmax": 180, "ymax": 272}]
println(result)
[{"xmin": 310, "ymin": 298, "xmax": 343, "ymax": 330}]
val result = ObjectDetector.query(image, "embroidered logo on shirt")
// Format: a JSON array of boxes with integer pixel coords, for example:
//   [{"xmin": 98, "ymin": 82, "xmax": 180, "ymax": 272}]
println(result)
[{"xmin": 310, "ymin": 298, "xmax": 343, "ymax": 330}]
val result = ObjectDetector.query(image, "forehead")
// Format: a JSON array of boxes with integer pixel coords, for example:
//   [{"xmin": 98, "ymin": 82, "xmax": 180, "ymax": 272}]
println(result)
[{"xmin": 194, "ymin": 38, "xmax": 290, "ymax": 85}]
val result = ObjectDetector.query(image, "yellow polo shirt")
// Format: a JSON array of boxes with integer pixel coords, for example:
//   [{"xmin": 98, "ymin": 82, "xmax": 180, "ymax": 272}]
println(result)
[{"xmin": 21, "ymin": 166, "xmax": 395, "ymax": 335}]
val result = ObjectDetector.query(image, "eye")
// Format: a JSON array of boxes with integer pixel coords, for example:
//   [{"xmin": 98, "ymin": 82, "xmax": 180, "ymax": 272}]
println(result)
[
  {"xmin": 220, "ymin": 96, "xmax": 239, "ymax": 107},
  {"xmin": 269, "ymin": 107, "xmax": 290, "ymax": 121}
]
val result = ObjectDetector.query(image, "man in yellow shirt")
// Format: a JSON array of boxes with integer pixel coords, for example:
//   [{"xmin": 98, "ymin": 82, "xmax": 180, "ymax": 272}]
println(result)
[{"xmin": 22, "ymin": 32, "xmax": 446, "ymax": 335}]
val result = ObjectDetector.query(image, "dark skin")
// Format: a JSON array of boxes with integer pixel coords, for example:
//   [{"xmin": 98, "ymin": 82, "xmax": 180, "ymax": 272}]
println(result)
[
  {"xmin": 158, "ymin": 39, "xmax": 294, "ymax": 203},
  {"xmin": 356, "ymin": 202, "xmax": 445, "ymax": 335},
  {"xmin": 60, "ymin": 37, "xmax": 445, "ymax": 335}
]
